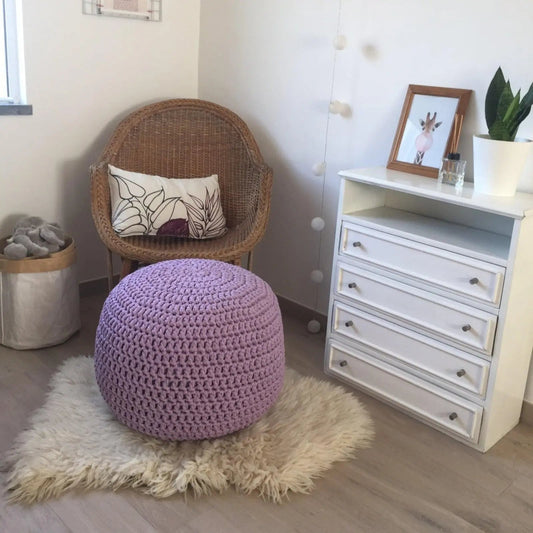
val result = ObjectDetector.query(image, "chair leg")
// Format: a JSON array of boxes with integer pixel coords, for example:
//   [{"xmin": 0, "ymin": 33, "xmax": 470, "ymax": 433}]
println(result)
[
  {"xmin": 106, "ymin": 249, "xmax": 114, "ymax": 293},
  {"xmin": 246, "ymin": 250, "xmax": 254, "ymax": 272},
  {"xmin": 120, "ymin": 258, "xmax": 138, "ymax": 280}
]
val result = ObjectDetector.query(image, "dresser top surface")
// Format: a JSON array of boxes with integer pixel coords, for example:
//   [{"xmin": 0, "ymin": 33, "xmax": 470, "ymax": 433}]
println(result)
[{"xmin": 339, "ymin": 167, "xmax": 533, "ymax": 219}]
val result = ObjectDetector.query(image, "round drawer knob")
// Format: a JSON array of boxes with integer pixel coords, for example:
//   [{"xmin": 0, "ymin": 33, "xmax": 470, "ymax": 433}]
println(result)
[
  {"xmin": 462, "ymin": 324, "xmax": 472, "ymax": 332},
  {"xmin": 352, "ymin": 241, "xmax": 362, "ymax": 247},
  {"xmin": 449, "ymin": 412, "xmax": 458, "ymax": 421},
  {"xmin": 345, "ymin": 320, "xmax": 354, "ymax": 327},
  {"xmin": 456, "ymin": 369, "xmax": 466, "ymax": 377},
  {"xmin": 469, "ymin": 277, "xmax": 479, "ymax": 285},
  {"xmin": 348, "ymin": 282, "xmax": 357, "ymax": 289},
  {"xmin": 339, "ymin": 360, "xmax": 348, "ymax": 367}
]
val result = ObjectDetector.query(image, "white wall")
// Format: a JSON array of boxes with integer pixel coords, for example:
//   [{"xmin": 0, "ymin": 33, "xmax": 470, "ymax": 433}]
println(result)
[
  {"xmin": 0, "ymin": 0, "xmax": 200, "ymax": 282},
  {"xmin": 199, "ymin": 0, "xmax": 339, "ymax": 313},
  {"xmin": 198, "ymin": 0, "xmax": 533, "ymax": 401}
]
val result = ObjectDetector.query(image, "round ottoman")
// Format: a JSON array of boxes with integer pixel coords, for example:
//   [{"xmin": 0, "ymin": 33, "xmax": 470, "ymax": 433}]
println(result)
[{"xmin": 94, "ymin": 259, "xmax": 285, "ymax": 440}]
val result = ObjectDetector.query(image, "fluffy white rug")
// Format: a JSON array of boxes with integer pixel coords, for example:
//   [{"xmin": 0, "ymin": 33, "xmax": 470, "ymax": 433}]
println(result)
[{"xmin": 3, "ymin": 356, "xmax": 373, "ymax": 504}]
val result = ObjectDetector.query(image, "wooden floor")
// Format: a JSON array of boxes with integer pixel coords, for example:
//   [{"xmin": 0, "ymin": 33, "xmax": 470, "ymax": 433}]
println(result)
[{"xmin": 1, "ymin": 291, "xmax": 533, "ymax": 533}]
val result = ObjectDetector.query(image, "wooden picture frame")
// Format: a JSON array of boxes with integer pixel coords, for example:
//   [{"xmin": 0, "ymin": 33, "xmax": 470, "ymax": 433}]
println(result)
[{"xmin": 387, "ymin": 85, "xmax": 472, "ymax": 178}]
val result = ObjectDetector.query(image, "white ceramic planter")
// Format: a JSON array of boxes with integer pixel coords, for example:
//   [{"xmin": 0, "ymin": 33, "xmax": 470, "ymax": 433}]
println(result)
[{"xmin": 473, "ymin": 134, "xmax": 533, "ymax": 196}]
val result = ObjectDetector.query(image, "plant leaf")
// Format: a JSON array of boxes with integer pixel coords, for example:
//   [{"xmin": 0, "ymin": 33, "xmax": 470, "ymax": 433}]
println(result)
[
  {"xmin": 512, "ymin": 82, "xmax": 533, "ymax": 138},
  {"xmin": 489, "ymin": 120, "xmax": 513, "ymax": 141},
  {"xmin": 519, "ymin": 82, "xmax": 533, "ymax": 111},
  {"xmin": 486, "ymin": 67, "xmax": 507, "ymax": 129},
  {"xmin": 511, "ymin": 106, "xmax": 531, "ymax": 132},
  {"xmin": 508, "ymin": 83, "xmax": 533, "ymax": 138},
  {"xmin": 502, "ymin": 91, "xmax": 520, "ymax": 124},
  {"xmin": 495, "ymin": 83, "xmax": 514, "ymax": 121}
]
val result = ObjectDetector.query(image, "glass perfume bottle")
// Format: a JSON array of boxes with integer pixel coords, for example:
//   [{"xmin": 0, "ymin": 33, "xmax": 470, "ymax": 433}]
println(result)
[{"xmin": 438, "ymin": 152, "xmax": 466, "ymax": 188}]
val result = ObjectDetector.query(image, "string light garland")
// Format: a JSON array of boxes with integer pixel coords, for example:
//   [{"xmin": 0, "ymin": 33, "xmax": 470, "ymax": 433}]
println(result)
[
  {"xmin": 312, "ymin": 162, "xmax": 326, "ymax": 176},
  {"xmin": 307, "ymin": 0, "xmax": 346, "ymax": 334},
  {"xmin": 311, "ymin": 217, "xmax": 326, "ymax": 231},
  {"xmin": 310, "ymin": 269, "xmax": 324, "ymax": 283}
]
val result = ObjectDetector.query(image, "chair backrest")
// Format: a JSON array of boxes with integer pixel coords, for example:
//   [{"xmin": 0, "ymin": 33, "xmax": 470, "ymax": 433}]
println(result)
[{"xmin": 98, "ymin": 99, "xmax": 266, "ymax": 228}]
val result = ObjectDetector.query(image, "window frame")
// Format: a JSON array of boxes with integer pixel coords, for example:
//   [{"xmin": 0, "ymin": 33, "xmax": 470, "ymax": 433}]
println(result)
[{"xmin": 0, "ymin": 0, "xmax": 31, "ymax": 115}]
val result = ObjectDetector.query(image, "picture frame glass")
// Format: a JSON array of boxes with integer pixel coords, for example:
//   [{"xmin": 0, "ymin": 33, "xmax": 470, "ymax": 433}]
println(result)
[{"xmin": 396, "ymin": 94, "xmax": 459, "ymax": 169}]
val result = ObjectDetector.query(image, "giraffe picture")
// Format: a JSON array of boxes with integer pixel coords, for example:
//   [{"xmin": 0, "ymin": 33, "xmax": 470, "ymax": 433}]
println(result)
[
  {"xmin": 387, "ymin": 85, "xmax": 472, "ymax": 178},
  {"xmin": 413, "ymin": 112, "xmax": 442, "ymax": 165}
]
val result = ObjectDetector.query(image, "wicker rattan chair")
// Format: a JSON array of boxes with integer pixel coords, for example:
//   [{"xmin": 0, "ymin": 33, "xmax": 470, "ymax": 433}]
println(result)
[{"xmin": 90, "ymin": 99, "xmax": 273, "ymax": 290}]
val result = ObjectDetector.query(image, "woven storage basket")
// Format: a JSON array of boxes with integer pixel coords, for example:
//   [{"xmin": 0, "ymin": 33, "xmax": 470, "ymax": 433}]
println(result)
[{"xmin": 0, "ymin": 236, "xmax": 80, "ymax": 350}]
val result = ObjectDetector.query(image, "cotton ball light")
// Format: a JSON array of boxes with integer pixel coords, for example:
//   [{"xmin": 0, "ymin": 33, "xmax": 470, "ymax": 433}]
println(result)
[
  {"xmin": 311, "ymin": 217, "xmax": 325, "ymax": 231},
  {"xmin": 310, "ymin": 269, "xmax": 324, "ymax": 283},
  {"xmin": 329, "ymin": 100, "xmax": 352, "ymax": 117},
  {"xmin": 329, "ymin": 100, "xmax": 343, "ymax": 114},
  {"xmin": 312, "ymin": 162, "xmax": 326, "ymax": 176},
  {"xmin": 333, "ymin": 35, "xmax": 347, "ymax": 50},
  {"xmin": 307, "ymin": 319, "xmax": 321, "ymax": 334},
  {"xmin": 362, "ymin": 43, "xmax": 379, "ymax": 60}
]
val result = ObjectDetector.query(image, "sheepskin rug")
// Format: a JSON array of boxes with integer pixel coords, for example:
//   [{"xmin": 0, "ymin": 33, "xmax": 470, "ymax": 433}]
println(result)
[{"xmin": 3, "ymin": 356, "xmax": 373, "ymax": 504}]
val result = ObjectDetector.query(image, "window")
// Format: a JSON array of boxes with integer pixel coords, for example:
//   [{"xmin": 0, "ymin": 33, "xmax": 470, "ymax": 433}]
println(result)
[{"xmin": 1, "ymin": 0, "xmax": 31, "ymax": 115}]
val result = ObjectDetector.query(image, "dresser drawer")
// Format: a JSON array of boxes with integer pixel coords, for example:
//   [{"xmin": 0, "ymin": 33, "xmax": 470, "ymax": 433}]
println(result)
[
  {"xmin": 332, "ymin": 302, "xmax": 490, "ymax": 396},
  {"xmin": 340, "ymin": 222, "xmax": 505, "ymax": 307},
  {"xmin": 326, "ymin": 340, "xmax": 483, "ymax": 442},
  {"xmin": 336, "ymin": 262, "xmax": 497, "ymax": 354}
]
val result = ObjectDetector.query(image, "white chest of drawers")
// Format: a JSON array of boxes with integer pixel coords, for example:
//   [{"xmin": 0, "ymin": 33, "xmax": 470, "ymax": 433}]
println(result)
[{"xmin": 325, "ymin": 167, "xmax": 533, "ymax": 452}]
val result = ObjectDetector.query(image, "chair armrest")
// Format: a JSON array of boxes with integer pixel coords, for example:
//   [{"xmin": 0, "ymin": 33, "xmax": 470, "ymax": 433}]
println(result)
[
  {"xmin": 232, "ymin": 163, "xmax": 273, "ymax": 250},
  {"xmin": 90, "ymin": 161, "xmax": 117, "ymax": 249}
]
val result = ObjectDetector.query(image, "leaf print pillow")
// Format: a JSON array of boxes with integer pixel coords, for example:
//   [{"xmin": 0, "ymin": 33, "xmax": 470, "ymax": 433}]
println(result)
[{"xmin": 108, "ymin": 165, "xmax": 227, "ymax": 239}]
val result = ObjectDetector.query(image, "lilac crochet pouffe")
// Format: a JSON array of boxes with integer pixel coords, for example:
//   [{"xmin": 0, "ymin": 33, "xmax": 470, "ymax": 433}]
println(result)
[{"xmin": 94, "ymin": 259, "xmax": 285, "ymax": 441}]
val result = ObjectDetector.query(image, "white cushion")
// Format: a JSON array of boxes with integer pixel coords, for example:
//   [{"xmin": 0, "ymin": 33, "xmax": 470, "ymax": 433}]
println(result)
[{"xmin": 108, "ymin": 165, "xmax": 227, "ymax": 239}]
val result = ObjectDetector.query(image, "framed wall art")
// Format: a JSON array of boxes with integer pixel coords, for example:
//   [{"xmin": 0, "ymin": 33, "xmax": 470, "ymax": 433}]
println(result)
[
  {"xmin": 387, "ymin": 85, "xmax": 472, "ymax": 178},
  {"xmin": 82, "ymin": 0, "xmax": 161, "ymax": 21}
]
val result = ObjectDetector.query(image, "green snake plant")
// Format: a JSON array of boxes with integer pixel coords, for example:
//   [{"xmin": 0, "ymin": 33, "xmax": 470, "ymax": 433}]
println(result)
[{"xmin": 485, "ymin": 67, "xmax": 533, "ymax": 141}]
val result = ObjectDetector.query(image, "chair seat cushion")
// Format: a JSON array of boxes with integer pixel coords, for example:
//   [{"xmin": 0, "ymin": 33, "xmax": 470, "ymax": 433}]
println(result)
[
  {"xmin": 108, "ymin": 165, "xmax": 227, "ymax": 239},
  {"xmin": 94, "ymin": 259, "xmax": 285, "ymax": 440},
  {"xmin": 117, "ymin": 219, "xmax": 253, "ymax": 264}
]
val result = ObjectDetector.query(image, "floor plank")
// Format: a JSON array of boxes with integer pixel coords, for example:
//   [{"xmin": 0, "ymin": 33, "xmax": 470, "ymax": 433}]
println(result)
[
  {"xmin": 47, "ymin": 491, "xmax": 158, "ymax": 533},
  {"xmin": 0, "ymin": 476, "xmax": 71, "ymax": 533}
]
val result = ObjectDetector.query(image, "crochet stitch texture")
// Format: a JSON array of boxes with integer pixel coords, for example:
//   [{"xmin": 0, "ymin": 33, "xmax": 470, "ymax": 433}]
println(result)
[{"xmin": 94, "ymin": 259, "xmax": 285, "ymax": 440}]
